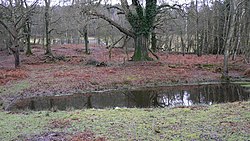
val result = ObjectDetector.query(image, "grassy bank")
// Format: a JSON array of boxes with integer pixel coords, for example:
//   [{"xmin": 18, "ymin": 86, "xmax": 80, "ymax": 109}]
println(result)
[{"xmin": 0, "ymin": 101, "xmax": 249, "ymax": 141}]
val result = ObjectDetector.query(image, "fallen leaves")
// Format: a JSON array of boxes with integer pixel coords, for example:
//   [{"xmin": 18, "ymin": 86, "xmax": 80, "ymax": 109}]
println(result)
[
  {"xmin": 0, "ymin": 44, "xmax": 248, "ymax": 97},
  {"xmin": 0, "ymin": 69, "xmax": 27, "ymax": 85}
]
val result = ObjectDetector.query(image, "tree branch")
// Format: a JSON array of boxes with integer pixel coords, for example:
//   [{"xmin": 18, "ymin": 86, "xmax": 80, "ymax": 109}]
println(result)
[
  {"xmin": 157, "ymin": 4, "xmax": 182, "ymax": 11},
  {"xmin": 0, "ymin": 20, "xmax": 15, "ymax": 38},
  {"xmin": 107, "ymin": 5, "xmax": 124, "ymax": 13},
  {"xmin": 89, "ymin": 12, "xmax": 135, "ymax": 38}
]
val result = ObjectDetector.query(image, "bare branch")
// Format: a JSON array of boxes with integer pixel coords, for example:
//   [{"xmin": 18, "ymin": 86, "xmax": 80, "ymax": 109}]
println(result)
[
  {"xmin": 117, "ymin": 11, "xmax": 125, "ymax": 15},
  {"xmin": 49, "ymin": 28, "xmax": 55, "ymax": 34},
  {"xmin": 107, "ymin": 5, "xmax": 124, "ymax": 13},
  {"xmin": 51, "ymin": 17, "xmax": 61, "ymax": 25},
  {"xmin": 157, "ymin": 4, "xmax": 182, "ymax": 11},
  {"xmin": 89, "ymin": 12, "xmax": 135, "ymax": 38},
  {"xmin": 0, "ymin": 20, "xmax": 15, "ymax": 38}
]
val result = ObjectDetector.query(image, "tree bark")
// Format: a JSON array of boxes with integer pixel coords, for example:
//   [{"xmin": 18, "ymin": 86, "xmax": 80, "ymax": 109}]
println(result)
[
  {"xmin": 11, "ymin": 39, "xmax": 20, "ymax": 68},
  {"xmin": 84, "ymin": 27, "xmax": 89, "ymax": 54},
  {"xmin": 44, "ymin": 0, "xmax": 52, "ymax": 56},
  {"xmin": 151, "ymin": 32, "xmax": 157, "ymax": 52},
  {"xmin": 14, "ymin": 47, "xmax": 20, "ymax": 68},
  {"xmin": 25, "ymin": 20, "xmax": 32, "ymax": 55},
  {"xmin": 180, "ymin": 31, "xmax": 185, "ymax": 56},
  {"xmin": 132, "ymin": 34, "xmax": 152, "ymax": 61},
  {"xmin": 195, "ymin": 0, "xmax": 201, "ymax": 56},
  {"xmin": 223, "ymin": 0, "xmax": 236, "ymax": 79}
]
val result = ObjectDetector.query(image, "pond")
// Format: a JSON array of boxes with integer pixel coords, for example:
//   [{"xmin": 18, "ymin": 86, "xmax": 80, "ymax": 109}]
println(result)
[{"xmin": 6, "ymin": 83, "xmax": 250, "ymax": 111}]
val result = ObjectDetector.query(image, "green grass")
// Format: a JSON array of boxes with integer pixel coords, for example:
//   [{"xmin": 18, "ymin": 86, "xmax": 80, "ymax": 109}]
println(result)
[
  {"xmin": 240, "ymin": 84, "xmax": 250, "ymax": 88},
  {"xmin": 0, "ymin": 80, "xmax": 30, "ymax": 96},
  {"xmin": 232, "ymin": 82, "xmax": 250, "ymax": 88},
  {"xmin": 0, "ymin": 101, "xmax": 249, "ymax": 140},
  {"xmin": 232, "ymin": 81, "xmax": 250, "ymax": 85}
]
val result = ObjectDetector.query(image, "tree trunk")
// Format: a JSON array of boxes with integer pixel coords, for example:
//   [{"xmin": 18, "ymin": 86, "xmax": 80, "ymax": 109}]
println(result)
[
  {"xmin": 223, "ymin": 0, "xmax": 236, "ymax": 79},
  {"xmin": 232, "ymin": 11, "xmax": 242, "ymax": 60},
  {"xmin": 151, "ymin": 32, "xmax": 157, "ymax": 52},
  {"xmin": 25, "ymin": 21, "xmax": 32, "ymax": 56},
  {"xmin": 11, "ymin": 39, "xmax": 20, "ymax": 68},
  {"xmin": 33, "ymin": 35, "xmax": 36, "ymax": 44},
  {"xmin": 132, "ymin": 34, "xmax": 152, "ymax": 61},
  {"xmin": 169, "ymin": 34, "xmax": 173, "ymax": 52},
  {"xmin": 195, "ymin": 0, "xmax": 201, "ymax": 56},
  {"xmin": 14, "ymin": 47, "xmax": 20, "ymax": 68},
  {"xmin": 180, "ymin": 31, "xmax": 185, "ymax": 56},
  {"xmin": 84, "ymin": 28, "xmax": 89, "ymax": 54},
  {"xmin": 44, "ymin": 0, "xmax": 52, "ymax": 56},
  {"xmin": 242, "ymin": 0, "xmax": 250, "ymax": 62}
]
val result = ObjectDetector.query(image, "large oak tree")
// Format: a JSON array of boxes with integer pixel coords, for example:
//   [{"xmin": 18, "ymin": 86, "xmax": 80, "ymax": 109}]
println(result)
[{"xmin": 89, "ymin": 0, "xmax": 180, "ymax": 61}]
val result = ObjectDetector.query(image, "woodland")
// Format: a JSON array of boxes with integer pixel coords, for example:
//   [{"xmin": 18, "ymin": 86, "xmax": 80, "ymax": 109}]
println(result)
[{"xmin": 0, "ymin": 0, "xmax": 250, "ymax": 140}]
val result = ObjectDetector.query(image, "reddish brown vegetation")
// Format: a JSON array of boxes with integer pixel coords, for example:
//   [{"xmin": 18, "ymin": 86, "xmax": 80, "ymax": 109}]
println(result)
[
  {"xmin": 70, "ymin": 131, "xmax": 106, "ymax": 141},
  {"xmin": 0, "ymin": 69, "xmax": 27, "ymax": 85},
  {"xmin": 0, "ymin": 44, "xmax": 248, "ymax": 97}
]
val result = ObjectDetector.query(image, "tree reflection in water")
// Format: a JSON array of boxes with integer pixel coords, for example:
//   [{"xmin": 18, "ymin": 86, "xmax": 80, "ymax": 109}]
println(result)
[
  {"xmin": 6, "ymin": 83, "xmax": 250, "ymax": 111},
  {"xmin": 123, "ymin": 84, "xmax": 249, "ymax": 108}
]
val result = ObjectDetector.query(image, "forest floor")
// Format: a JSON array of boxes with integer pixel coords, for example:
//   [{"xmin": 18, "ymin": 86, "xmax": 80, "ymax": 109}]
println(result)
[
  {"xmin": 0, "ymin": 44, "xmax": 250, "ymax": 140},
  {"xmin": 0, "ymin": 44, "xmax": 249, "ymax": 100},
  {"xmin": 0, "ymin": 44, "xmax": 249, "ymax": 103}
]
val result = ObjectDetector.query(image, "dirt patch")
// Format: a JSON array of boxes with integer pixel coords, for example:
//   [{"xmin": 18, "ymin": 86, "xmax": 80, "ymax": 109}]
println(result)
[
  {"xmin": 49, "ymin": 119, "xmax": 72, "ymax": 129},
  {"xmin": 17, "ymin": 131, "xmax": 106, "ymax": 141},
  {"xmin": 70, "ymin": 131, "xmax": 106, "ymax": 141},
  {"xmin": 17, "ymin": 132, "xmax": 71, "ymax": 141}
]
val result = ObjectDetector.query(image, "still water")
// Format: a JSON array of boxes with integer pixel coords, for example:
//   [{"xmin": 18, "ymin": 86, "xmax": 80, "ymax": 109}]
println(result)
[{"xmin": 6, "ymin": 83, "xmax": 250, "ymax": 111}]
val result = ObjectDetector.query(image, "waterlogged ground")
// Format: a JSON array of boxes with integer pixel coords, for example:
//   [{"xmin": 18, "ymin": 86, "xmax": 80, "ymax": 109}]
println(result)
[{"xmin": 0, "ymin": 101, "xmax": 249, "ymax": 140}]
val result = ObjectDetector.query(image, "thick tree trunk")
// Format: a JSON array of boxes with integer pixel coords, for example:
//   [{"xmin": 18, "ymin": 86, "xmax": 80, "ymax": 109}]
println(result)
[{"xmin": 132, "ymin": 34, "xmax": 152, "ymax": 61}]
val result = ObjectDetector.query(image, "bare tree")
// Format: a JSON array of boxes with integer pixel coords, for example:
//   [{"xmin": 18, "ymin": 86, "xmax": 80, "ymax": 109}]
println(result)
[{"xmin": 0, "ymin": 0, "xmax": 37, "ymax": 68}]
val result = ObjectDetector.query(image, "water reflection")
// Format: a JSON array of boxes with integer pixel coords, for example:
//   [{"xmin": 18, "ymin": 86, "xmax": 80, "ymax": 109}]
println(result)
[
  {"xmin": 6, "ymin": 83, "xmax": 250, "ymax": 111},
  {"xmin": 155, "ymin": 83, "xmax": 249, "ymax": 107}
]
